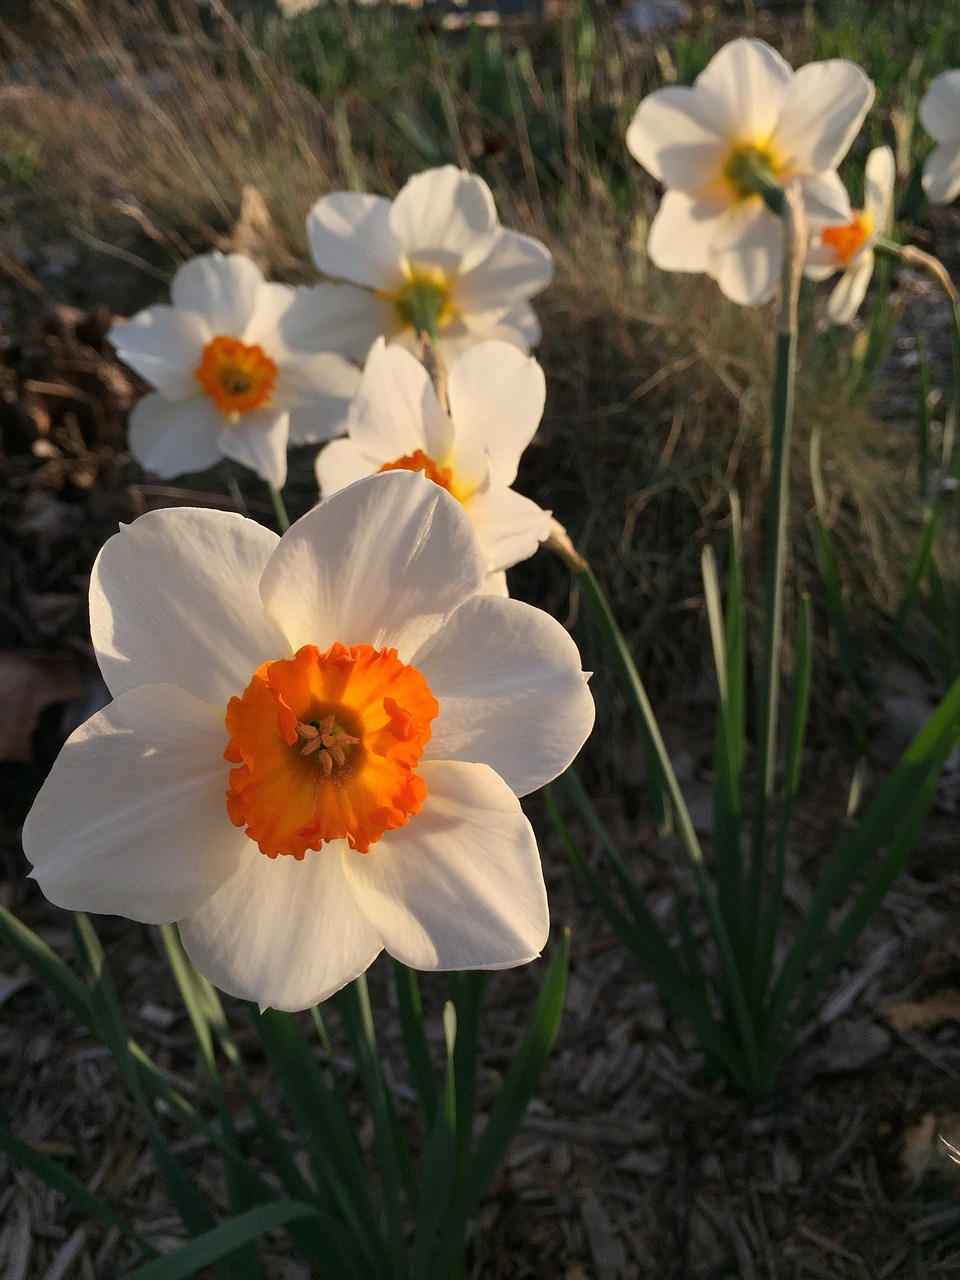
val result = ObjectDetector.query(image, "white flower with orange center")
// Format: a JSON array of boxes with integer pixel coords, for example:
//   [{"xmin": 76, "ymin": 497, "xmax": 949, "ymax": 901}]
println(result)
[
  {"xmin": 109, "ymin": 251, "xmax": 361, "ymax": 489},
  {"xmin": 920, "ymin": 70, "xmax": 960, "ymax": 205},
  {"xmin": 625, "ymin": 38, "xmax": 875, "ymax": 306},
  {"xmin": 23, "ymin": 472, "xmax": 594, "ymax": 1011},
  {"xmin": 316, "ymin": 339, "xmax": 551, "ymax": 596},
  {"xmin": 290, "ymin": 166, "xmax": 553, "ymax": 369},
  {"xmin": 805, "ymin": 146, "xmax": 895, "ymax": 325}
]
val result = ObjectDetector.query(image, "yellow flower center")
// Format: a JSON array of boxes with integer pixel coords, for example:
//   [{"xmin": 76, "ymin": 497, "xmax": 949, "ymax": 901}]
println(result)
[
  {"xmin": 721, "ymin": 141, "xmax": 785, "ymax": 203},
  {"xmin": 819, "ymin": 210, "xmax": 874, "ymax": 268},
  {"xmin": 383, "ymin": 264, "xmax": 457, "ymax": 335},
  {"xmin": 224, "ymin": 643, "xmax": 438, "ymax": 858},
  {"xmin": 195, "ymin": 335, "xmax": 278, "ymax": 416}
]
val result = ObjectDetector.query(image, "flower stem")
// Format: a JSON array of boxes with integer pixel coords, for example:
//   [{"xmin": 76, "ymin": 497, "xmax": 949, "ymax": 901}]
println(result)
[
  {"xmin": 746, "ymin": 182, "xmax": 806, "ymax": 1005},
  {"xmin": 269, "ymin": 484, "xmax": 291, "ymax": 533}
]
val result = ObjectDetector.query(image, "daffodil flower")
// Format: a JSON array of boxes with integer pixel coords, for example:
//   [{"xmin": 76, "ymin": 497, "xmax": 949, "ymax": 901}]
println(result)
[
  {"xmin": 109, "ymin": 252, "xmax": 361, "ymax": 489},
  {"xmin": 23, "ymin": 472, "xmax": 594, "ymax": 1011},
  {"xmin": 315, "ymin": 339, "xmax": 551, "ymax": 595},
  {"xmin": 626, "ymin": 37, "xmax": 874, "ymax": 306},
  {"xmin": 920, "ymin": 69, "xmax": 960, "ymax": 205},
  {"xmin": 293, "ymin": 166, "xmax": 553, "ymax": 364},
  {"xmin": 805, "ymin": 146, "xmax": 895, "ymax": 325}
]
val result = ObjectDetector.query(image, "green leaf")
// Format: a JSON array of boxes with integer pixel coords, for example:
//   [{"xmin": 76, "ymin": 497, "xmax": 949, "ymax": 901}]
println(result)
[
  {"xmin": 255, "ymin": 1007, "xmax": 387, "ymax": 1277},
  {"xmin": 125, "ymin": 1199, "xmax": 319, "ymax": 1280},
  {"xmin": 409, "ymin": 1001, "xmax": 458, "ymax": 1278},
  {"xmin": 394, "ymin": 962, "xmax": 438, "ymax": 1129},
  {"xmin": 0, "ymin": 905, "xmax": 93, "ymax": 1024},
  {"xmin": 0, "ymin": 1126, "xmax": 155, "ymax": 1255},
  {"xmin": 71, "ymin": 915, "xmax": 225, "ymax": 1263}
]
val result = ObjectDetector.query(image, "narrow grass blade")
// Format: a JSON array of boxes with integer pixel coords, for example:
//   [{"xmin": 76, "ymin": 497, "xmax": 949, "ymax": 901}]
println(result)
[
  {"xmin": 0, "ymin": 905, "xmax": 93, "ymax": 1024},
  {"xmin": 0, "ymin": 1126, "xmax": 155, "ymax": 1255},
  {"xmin": 752, "ymin": 593, "xmax": 812, "ymax": 1007},
  {"xmin": 335, "ymin": 976, "xmax": 411, "ymax": 1277},
  {"xmin": 810, "ymin": 426, "xmax": 855, "ymax": 695},
  {"xmin": 160, "ymin": 925, "xmax": 257, "ymax": 1279},
  {"xmin": 255, "ymin": 1007, "xmax": 386, "ymax": 1277},
  {"xmin": 409, "ymin": 1002, "xmax": 458, "ymax": 1279},
  {"xmin": 432, "ymin": 933, "xmax": 570, "ymax": 1278},
  {"xmin": 124, "ymin": 1199, "xmax": 319, "ymax": 1280},
  {"xmin": 394, "ymin": 962, "xmax": 438, "ymax": 1130},
  {"xmin": 766, "ymin": 672, "xmax": 960, "ymax": 1044},
  {"xmin": 71, "ymin": 915, "xmax": 224, "ymax": 1260},
  {"xmin": 448, "ymin": 970, "xmax": 486, "ymax": 1166}
]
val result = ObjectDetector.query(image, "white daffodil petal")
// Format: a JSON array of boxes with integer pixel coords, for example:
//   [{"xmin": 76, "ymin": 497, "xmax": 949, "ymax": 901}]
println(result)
[
  {"xmin": 454, "ymin": 229, "xmax": 554, "ymax": 313},
  {"xmin": 647, "ymin": 190, "xmax": 722, "ymax": 273},
  {"xmin": 127, "ymin": 393, "xmax": 223, "ymax": 478},
  {"xmin": 260, "ymin": 471, "xmax": 484, "ymax": 661},
  {"xmin": 826, "ymin": 252, "xmax": 875, "ymax": 325},
  {"xmin": 466, "ymin": 481, "xmax": 550, "ymax": 577},
  {"xmin": 179, "ymin": 840, "xmax": 383, "ymax": 1011},
  {"xmin": 218, "ymin": 408, "xmax": 289, "ymax": 489},
  {"xmin": 241, "ymin": 281, "xmax": 297, "ymax": 349},
  {"xmin": 434, "ymin": 309, "xmax": 535, "ymax": 362},
  {"xmin": 110, "ymin": 306, "xmax": 210, "ymax": 399},
  {"xmin": 391, "ymin": 167, "xmax": 499, "ymax": 276},
  {"xmin": 864, "ymin": 145, "xmax": 896, "ymax": 230},
  {"xmin": 799, "ymin": 170, "xmax": 853, "ymax": 228},
  {"xmin": 24, "ymin": 685, "xmax": 244, "ymax": 923},
  {"xmin": 416, "ymin": 594, "xmax": 594, "ymax": 794},
  {"xmin": 708, "ymin": 201, "xmax": 782, "ymax": 306},
  {"xmin": 923, "ymin": 142, "xmax": 960, "ymax": 206},
  {"xmin": 625, "ymin": 85, "xmax": 730, "ymax": 191},
  {"xmin": 483, "ymin": 570, "xmax": 509, "ymax": 596},
  {"xmin": 91, "ymin": 506, "xmax": 286, "ymax": 704},
  {"xmin": 446, "ymin": 342, "xmax": 546, "ymax": 485},
  {"xmin": 348, "ymin": 339, "xmax": 452, "ymax": 464},
  {"xmin": 775, "ymin": 61, "xmax": 874, "ymax": 173},
  {"xmin": 315, "ymin": 438, "xmax": 377, "ymax": 496},
  {"xmin": 281, "ymin": 283, "xmax": 397, "ymax": 361},
  {"xmin": 919, "ymin": 69, "xmax": 960, "ymax": 145},
  {"xmin": 279, "ymin": 354, "xmax": 362, "ymax": 446},
  {"xmin": 307, "ymin": 192, "xmax": 403, "ymax": 291},
  {"xmin": 345, "ymin": 760, "xmax": 548, "ymax": 971},
  {"xmin": 803, "ymin": 243, "xmax": 839, "ymax": 281},
  {"xmin": 694, "ymin": 37, "xmax": 792, "ymax": 140},
  {"xmin": 171, "ymin": 252, "xmax": 265, "ymax": 335}
]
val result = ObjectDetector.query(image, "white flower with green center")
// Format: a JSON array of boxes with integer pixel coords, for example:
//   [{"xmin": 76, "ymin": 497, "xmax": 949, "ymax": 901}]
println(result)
[
  {"xmin": 805, "ymin": 146, "xmax": 895, "ymax": 325},
  {"xmin": 23, "ymin": 472, "xmax": 595, "ymax": 1011},
  {"xmin": 625, "ymin": 37, "xmax": 875, "ymax": 306},
  {"xmin": 109, "ymin": 252, "xmax": 361, "ymax": 489},
  {"xmin": 292, "ymin": 166, "xmax": 553, "ymax": 366},
  {"xmin": 920, "ymin": 69, "xmax": 960, "ymax": 205},
  {"xmin": 316, "ymin": 339, "xmax": 551, "ymax": 596}
]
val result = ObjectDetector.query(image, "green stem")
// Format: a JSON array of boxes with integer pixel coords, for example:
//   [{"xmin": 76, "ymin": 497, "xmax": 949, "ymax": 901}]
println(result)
[
  {"xmin": 268, "ymin": 484, "xmax": 290, "ymax": 533},
  {"xmin": 746, "ymin": 183, "xmax": 805, "ymax": 1008},
  {"xmin": 224, "ymin": 460, "xmax": 250, "ymax": 517}
]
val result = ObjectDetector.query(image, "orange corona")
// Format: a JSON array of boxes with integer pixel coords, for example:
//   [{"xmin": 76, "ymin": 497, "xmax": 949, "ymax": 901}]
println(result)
[
  {"xmin": 224, "ymin": 643, "xmax": 438, "ymax": 858},
  {"xmin": 820, "ymin": 211, "xmax": 873, "ymax": 267},
  {"xmin": 195, "ymin": 335, "xmax": 278, "ymax": 415},
  {"xmin": 378, "ymin": 449, "xmax": 454, "ymax": 493}
]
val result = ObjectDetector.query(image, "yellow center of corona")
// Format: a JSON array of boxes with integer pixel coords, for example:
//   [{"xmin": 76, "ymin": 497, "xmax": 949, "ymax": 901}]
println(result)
[
  {"xmin": 383, "ymin": 264, "xmax": 457, "ymax": 335},
  {"xmin": 820, "ymin": 210, "xmax": 874, "ymax": 267},
  {"xmin": 224, "ymin": 643, "xmax": 439, "ymax": 858},
  {"xmin": 195, "ymin": 335, "xmax": 278, "ymax": 415},
  {"xmin": 721, "ymin": 141, "xmax": 785, "ymax": 203}
]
